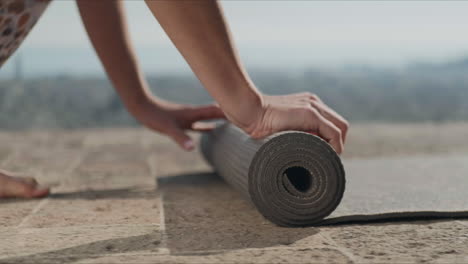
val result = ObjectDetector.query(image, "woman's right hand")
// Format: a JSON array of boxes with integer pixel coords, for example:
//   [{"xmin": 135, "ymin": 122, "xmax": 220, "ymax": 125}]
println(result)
[{"xmin": 236, "ymin": 92, "xmax": 349, "ymax": 154}]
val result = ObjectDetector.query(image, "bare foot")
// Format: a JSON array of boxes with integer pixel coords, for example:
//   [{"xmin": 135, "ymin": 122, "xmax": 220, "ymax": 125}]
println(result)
[{"xmin": 0, "ymin": 171, "xmax": 50, "ymax": 199}]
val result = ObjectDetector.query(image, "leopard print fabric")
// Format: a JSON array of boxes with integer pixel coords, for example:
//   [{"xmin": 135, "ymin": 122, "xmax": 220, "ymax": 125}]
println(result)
[{"xmin": 0, "ymin": 0, "xmax": 50, "ymax": 67}]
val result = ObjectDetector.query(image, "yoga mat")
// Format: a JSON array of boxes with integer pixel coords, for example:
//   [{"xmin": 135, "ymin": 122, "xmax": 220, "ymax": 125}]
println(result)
[{"xmin": 201, "ymin": 123, "xmax": 468, "ymax": 227}]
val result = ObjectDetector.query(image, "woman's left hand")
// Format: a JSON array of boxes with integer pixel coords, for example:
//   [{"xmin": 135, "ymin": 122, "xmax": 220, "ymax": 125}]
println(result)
[{"xmin": 130, "ymin": 97, "xmax": 225, "ymax": 151}]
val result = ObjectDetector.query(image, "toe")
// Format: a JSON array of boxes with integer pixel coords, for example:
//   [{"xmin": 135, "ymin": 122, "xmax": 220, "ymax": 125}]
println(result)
[
  {"xmin": 22, "ymin": 177, "xmax": 39, "ymax": 186},
  {"xmin": 18, "ymin": 183, "xmax": 50, "ymax": 199},
  {"xmin": 29, "ymin": 186, "xmax": 50, "ymax": 198}
]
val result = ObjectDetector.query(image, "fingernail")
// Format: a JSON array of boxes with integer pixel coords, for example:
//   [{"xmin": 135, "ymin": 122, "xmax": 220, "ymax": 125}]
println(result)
[{"xmin": 183, "ymin": 140, "xmax": 195, "ymax": 150}]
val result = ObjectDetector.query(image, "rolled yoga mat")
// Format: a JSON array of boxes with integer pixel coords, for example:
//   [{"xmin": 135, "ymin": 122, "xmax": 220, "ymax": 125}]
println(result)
[
  {"xmin": 200, "ymin": 123, "xmax": 345, "ymax": 226},
  {"xmin": 201, "ymin": 123, "xmax": 468, "ymax": 227}
]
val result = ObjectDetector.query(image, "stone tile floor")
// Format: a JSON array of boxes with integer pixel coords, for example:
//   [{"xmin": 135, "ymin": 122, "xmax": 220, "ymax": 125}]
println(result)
[{"xmin": 0, "ymin": 124, "xmax": 468, "ymax": 263}]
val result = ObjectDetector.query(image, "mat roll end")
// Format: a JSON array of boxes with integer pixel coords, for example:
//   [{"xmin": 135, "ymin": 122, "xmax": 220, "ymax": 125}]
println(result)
[
  {"xmin": 201, "ymin": 123, "xmax": 346, "ymax": 227},
  {"xmin": 249, "ymin": 132, "xmax": 345, "ymax": 226}
]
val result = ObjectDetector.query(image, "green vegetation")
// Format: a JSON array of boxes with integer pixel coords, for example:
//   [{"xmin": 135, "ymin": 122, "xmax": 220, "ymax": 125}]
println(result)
[{"xmin": 0, "ymin": 62, "xmax": 467, "ymax": 130}]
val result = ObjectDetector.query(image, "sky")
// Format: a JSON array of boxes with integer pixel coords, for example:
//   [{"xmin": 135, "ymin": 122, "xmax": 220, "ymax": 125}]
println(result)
[{"xmin": 2, "ymin": 0, "xmax": 468, "ymax": 78}]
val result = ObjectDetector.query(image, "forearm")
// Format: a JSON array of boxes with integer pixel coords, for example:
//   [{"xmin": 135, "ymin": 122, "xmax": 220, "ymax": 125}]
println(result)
[
  {"xmin": 77, "ymin": 0, "xmax": 155, "ymax": 113},
  {"xmin": 145, "ymin": 0, "xmax": 263, "ymax": 128}
]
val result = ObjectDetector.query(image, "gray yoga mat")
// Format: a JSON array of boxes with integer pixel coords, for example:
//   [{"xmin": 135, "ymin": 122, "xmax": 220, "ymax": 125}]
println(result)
[{"xmin": 200, "ymin": 123, "xmax": 468, "ymax": 227}]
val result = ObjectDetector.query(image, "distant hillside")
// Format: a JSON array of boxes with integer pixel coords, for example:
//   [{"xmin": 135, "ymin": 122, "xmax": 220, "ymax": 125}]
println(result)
[{"xmin": 0, "ymin": 62, "xmax": 467, "ymax": 130}]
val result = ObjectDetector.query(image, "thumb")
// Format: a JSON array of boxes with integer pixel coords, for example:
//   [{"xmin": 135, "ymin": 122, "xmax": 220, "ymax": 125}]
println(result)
[{"xmin": 167, "ymin": 127, "xmax": 195, "ymax": 151}]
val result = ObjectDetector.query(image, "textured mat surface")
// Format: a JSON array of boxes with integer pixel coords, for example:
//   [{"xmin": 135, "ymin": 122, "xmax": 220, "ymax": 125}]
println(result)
[{"xmin": 201, "ymin": 123, "xmax": 468, "ymax": 226}]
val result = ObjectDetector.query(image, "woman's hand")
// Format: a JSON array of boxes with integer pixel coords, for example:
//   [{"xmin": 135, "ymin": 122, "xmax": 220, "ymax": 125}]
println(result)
[
  {"xmin": 144, "ymin": 2, "xmax": 348, "ymax": 153},
  {"xmin": 234, "ymin": 92, "xmax": 349, "ymax": 154},
  {"xmin": 130, "ymin": 98, "xmax": 225, "ymax": 151}
]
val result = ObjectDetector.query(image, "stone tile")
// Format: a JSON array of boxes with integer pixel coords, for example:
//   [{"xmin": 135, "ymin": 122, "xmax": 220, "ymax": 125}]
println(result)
[
  {"xmin": 431, "ymin": 254, "xmax": 468, "ymax": 264},
  {"xmin": 20, "ymin": 188, "xmax": 161, "ymax": 228},
  {"xmin": 2, "ymin": 146, "xmax": 80, "ymax": 186},
  {"xmin": 74, "ymin": 247, "xmax": 351, "ymax": 264},
  {"xmin": 323, "ymin": 220, "xmax": 468, "ymax": 263},
  {"xmin": 80, "ymin": 144, "xmax": 151, "ymax": 173},
  {"xmin": 0, "ymin": 224, "xmax": 162, "ymax": 263},
  {"xmin": 82, "ymin": 128, "xmax": 145, "ymax": 148},
  {"xmin": 65, "ymin": 144, "xmax": 154, "ymax": 189},
  {"xmin": 139, "ymin": 130, "xmax": 170, "ymax": 149},
  {"xmin": 159, "ymin": 172, "xmax": 320, "ymax": 254},
  {"xmin": 150, "ymin": 137, "xmax": 210, "ymax": 177},
  {"xmin": 3, "ymin": 127, "xmax": 468, "ymax": 264},
  {"xmin": 0, "ymin": 200, "xmax": 41, "ymax": 227},
  {"xmin": 457, "ymin": 220, "xmax": 468, "ymax": 228},
  {"xmin": 0, "ymin": 131, "xmax": 84, "ymax": 150}
]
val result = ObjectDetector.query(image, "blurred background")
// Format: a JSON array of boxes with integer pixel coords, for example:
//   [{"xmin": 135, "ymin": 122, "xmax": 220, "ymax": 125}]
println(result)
[{"xmin": 1, "ymin": 1, "xmax": 468, "ymax": 130}]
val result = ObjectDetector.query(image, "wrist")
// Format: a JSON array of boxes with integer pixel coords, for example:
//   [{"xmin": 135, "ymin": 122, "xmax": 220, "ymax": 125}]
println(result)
[
  {"xmin": 220, "ymin": 85, "xmax": 265, "ymax": 133},
  {"xmin": 123, "ymin": 92, "xmax": 164, "ymax": 117}
]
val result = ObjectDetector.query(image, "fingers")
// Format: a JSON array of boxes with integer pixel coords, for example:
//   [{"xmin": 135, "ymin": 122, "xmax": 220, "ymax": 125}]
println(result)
[
  {"xmin": 168, "ymin": 104, "xmax": 224, "ymax": 150},
  {"xmin": 314, "ymin": 114, "xmax": 344, "ymax": 154},
  {"xmin": 296, "ymin": 92, "xmax": 349, "ymax": 143},
  {"xmin": 245, "ymin": 93, "xmax": 347, "ymax": 154},
  {"xmin": 22, "ymin": 177, "xmax": 39, "ymax": 186},
  {"xmin": 188, "ymin": 104, "xmax": 225, "ymax": 122},
  {"xmin": 310, "ymin": 100, "xmax": 349, "ymax": 143},
  {"xmin": 29, "ymin": 187, "xmax": 50, "ymax": 198},
  {"xmin": 166, "ymin": 126, "xmax": 195, "ymax": 151},
  {"xmin": 293, "ymin": 92, "xmax": 323, "ymax": 104},
  {"xmin": 154, "ymin": 104, "xmax": 224, "ymax": 151}
]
